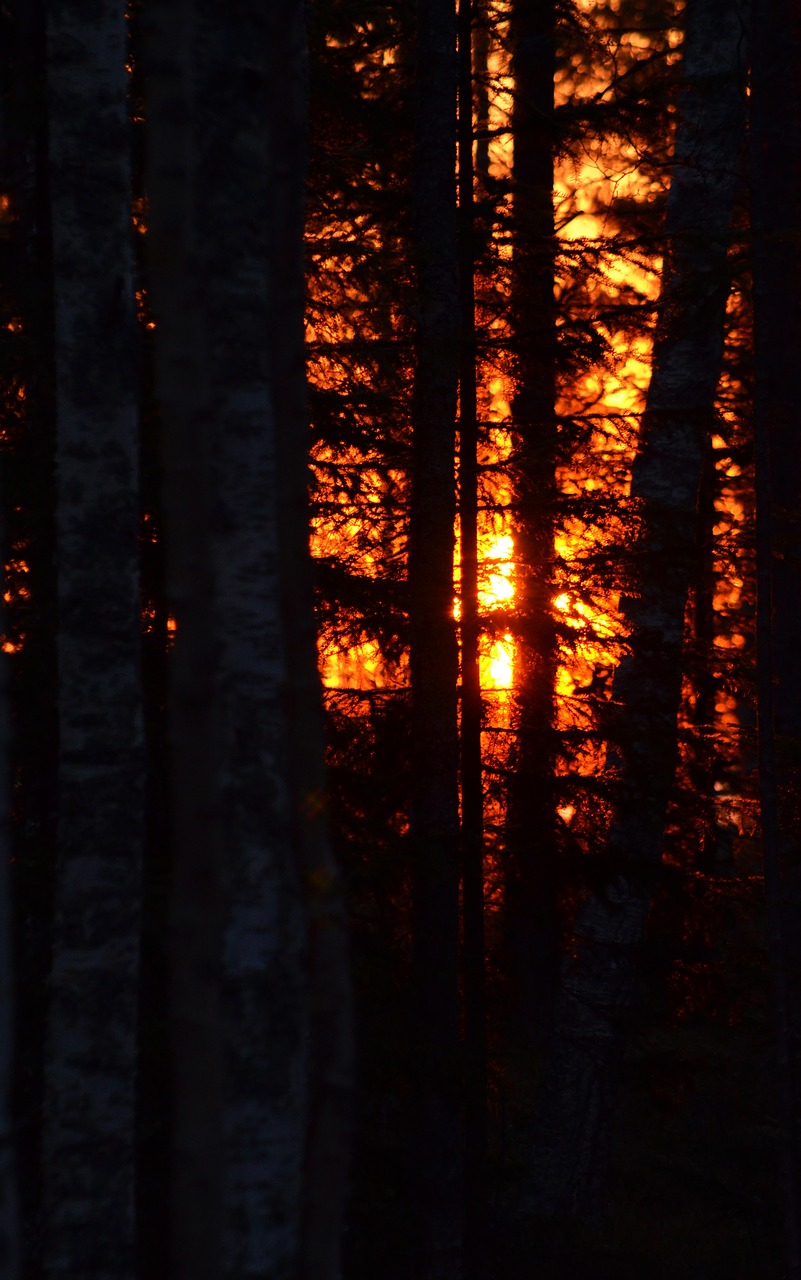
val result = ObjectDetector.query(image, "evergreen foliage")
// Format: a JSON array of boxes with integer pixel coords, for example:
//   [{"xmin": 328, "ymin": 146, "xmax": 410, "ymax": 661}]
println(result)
[{"xmin": 0, "ymin": 0, "xmax": 796, "ymax": 1277}]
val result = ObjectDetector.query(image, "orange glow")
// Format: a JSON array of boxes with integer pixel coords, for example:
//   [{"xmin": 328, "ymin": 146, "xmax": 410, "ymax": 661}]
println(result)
[{"xmin": 306, "ymin": 3, "xmax": 752, "ymax": 861}]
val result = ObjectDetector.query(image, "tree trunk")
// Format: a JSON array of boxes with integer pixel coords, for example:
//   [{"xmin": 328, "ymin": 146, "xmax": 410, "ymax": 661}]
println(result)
[
  {"xmin": 1, "ymin": 2, "xmax": 56, "ymax": 1269},
  {"xmin": 457, "ymin": 0, "xmax": 488, "ymax": 1267},
  {"xmin": 530, "ymin": 0, "xmax": 748, "ymax": 1217},
  {"xmin": 750, "ymin": 0, "xmax": 801, "ymax": 1272},
  {"xmin": 0, "ymin": 554, "xmax": 19, "ymax": 1280},
  {"xmin": 146, "ymin": 5, "xmax": 351, "ymax": 1275},
  {"xmin": 192, "ymin": 6, "xmax": 309, "ymax": 1273},
  {"xmin": 188, "ymin": 3, "xmax": 352, "ymax": 1276},
  {"xmin": 409, "ymin": 0, "xmax": 463, "ymax": 1273},
  {"xmin": 267, "ymin": 10, "xmax": 354, "ymax": 1279},
  {"xmin": 42, "ymin": 3, "xmax": 145, "ymax": 1276},
  {"xmin": 142, "ymin": 4, "xmax": 224, "ymax": 1277},
  {"xmin": 2, "ymin": 4, "xmax": 57, "ymax": 1269},
  {"xmin": 504, "ymin": 0, "xmax": 560, "ymax": 1045}
]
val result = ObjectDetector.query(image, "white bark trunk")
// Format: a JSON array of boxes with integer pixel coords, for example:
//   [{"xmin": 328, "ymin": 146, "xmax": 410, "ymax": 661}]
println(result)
[
  {"xmin": 42, "ymin": 3, "xmax": 144, "ymax": 1276},
  {"xmin": 145, "ymin": 4, "xmax": 349, "ymax": 1275}
]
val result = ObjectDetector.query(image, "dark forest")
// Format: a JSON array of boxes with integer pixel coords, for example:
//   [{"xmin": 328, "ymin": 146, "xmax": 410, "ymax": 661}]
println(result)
[{"xmin": 1, "ymin": 0, "xmax": 800, "ymax": 1277}]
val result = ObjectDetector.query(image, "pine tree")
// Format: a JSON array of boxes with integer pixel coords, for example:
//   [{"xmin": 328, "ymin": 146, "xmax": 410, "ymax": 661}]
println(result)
[
  {"xmin": 408, "ymin": 0, "xmax": 463, "ymax": 1273},
  {"xmin": 530, "ymin": 0, "xmax": 749, "ymax": 1217}
]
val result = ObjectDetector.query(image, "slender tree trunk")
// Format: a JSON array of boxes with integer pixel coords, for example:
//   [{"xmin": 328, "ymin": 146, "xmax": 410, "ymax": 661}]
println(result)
[
  {"xmin": 750, "ymin": 1, "xmax": 801, "ymax": 1272},
  {"xmin": 530, "ymin": 0, "xmax": 748, "ymax": 1217},
  {"xmin": 146, "ymin": 7, "xmax": 351, "ymax": 1276},
  {"xmin": 504, "ymin": 0, "xmax": 560, "ymax": 1042},
  {"xmin": 409, "ymin": 0, "xmax": 463, "ymax": 1273},
  {"xmin": 193, "ymin": 6, "xmax": 308, "ymax": 1273},
  {"xmin": 188, "ymin": 4, "xmax": 352, "ymax": 1276},
  {"xmin": 2, "ymin": 5, "xmax": 56, "ymax": 1271},
  {"xmin": 268, "ymin": 10, "xmax": 354, "ymax": 1278},
  {"xmin": 688, "ymin": 445, "xmax": 719, "ymax": 868},
  {"xmin": 41, "ymin": 3, "xmax": 145, "ymax": 1276},
  {"xmin": 142, "ymin": 4, "xmax": 224, "ymax": 1278},
  {"xmin": 458, "ymin": 0, "xmax": 488, "ymax": 1266},
  {"xmin": 0, "ymin": 563, "xmax": 19, "ymax": 1280}
]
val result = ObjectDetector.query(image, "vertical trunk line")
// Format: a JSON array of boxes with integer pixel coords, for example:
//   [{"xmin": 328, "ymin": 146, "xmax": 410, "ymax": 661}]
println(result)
[
  {"xmin": 750, "ymin": 0, "xmax": 801, "ymax": 1270},
  {"xmin": 142, "ymin": 3, "xmax": 224, "ymax": 1276},
  {"xmin": 505, "ymin": 0, "xmax": 560, "ymax": 1042},
  {"xmin": 268, "ymin": 6, "xmax": 354, "ymax": 1277},
  {"xmin": 42, "ymin": 2, "xmax": 145, "ymax": 1274},
  {"xmin": 458, "ymin": 0, "xmax": 488, "ymax": 1267},
  {"xmin": 409, "ymin": 0, "xmax": 463, "ymax": 1272},
  {"xmin": 0, "ymin": 534, "xmax": 19, "ymax": 1280},
  {"xmin": 5, "ymin": 2, "xmax": 58, "ymax": 1266}
]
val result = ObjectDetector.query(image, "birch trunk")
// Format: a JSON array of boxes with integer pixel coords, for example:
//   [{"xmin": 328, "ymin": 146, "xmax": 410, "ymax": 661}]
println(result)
[
  {"xmin": 145, "ymin": 4, "xmax": 351, "ymax": 1275},
  {"xmin": 188, "ymin": 3, "xmax": 321, "ymax": 1275},
  {"xmin": 530, "ymin": 0, "xmax": 748, "ymax": 1217},
  {"xmin": 42, "ymin": 3, "xmax": 145, "ymax": 1275},
  {"xmin": 409, "ymin": 0, "xmax": 463, "ymax": 1273}
]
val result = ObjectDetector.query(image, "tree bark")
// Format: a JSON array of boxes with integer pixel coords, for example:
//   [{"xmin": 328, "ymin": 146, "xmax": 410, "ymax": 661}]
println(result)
[
  {"xmin": 409, "ymin": 0, "xmax": 463, "ymax": 1273},
  {"xmin": 146, "ymin": 5, "xmax": 351, "ymax": 1275},
  {"xmin": 188, "ymin": 3, "xmax": 352, "ymax": 1276},
  {"xmin": 192, "ymin": 6, "xmax": 308, "ymax": 1274},
  {"xmin": 750, "ymin": 0, "xmax": 801, "ymax": 1272},
  {"xmin": 42, "ymin": 3, "xmax": 145, "ymax": 1275},
  {"xmin": 268, "ymin": 10, "xmax": 354, "ymax": 1279},
  {"xmin": 142, "ymin": 4, "xmax": 224, "ymax": 1277},
  {"xmin": 530, "ymin": 0, "xmax": 748, "ymax": 1217},
  {"xmin": 1, "ymin": 4, "xmax": 57, "ymax": 1270}
]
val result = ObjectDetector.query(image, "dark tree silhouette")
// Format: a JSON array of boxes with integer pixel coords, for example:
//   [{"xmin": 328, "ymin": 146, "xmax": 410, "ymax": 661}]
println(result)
[
  {"xmin": 408, "ymin": 0, "xmax": 463, "ymax": 1274},
  {"xmin": 41, "ymin": 4, "xmax": 146, "ymax": 1276},
  {"xmin": 530, "ymin": 0, "xmax": 749, "ymax": 1217}
]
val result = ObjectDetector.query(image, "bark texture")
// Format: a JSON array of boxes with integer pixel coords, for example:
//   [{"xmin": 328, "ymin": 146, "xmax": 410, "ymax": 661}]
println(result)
[
  {"xmin": 189, "ymin": 4, "xmax": 321, "ymax": 1275},
  {"xmin": 530, "ymin": 0, "xmax": 748, "ymax": 1217},
  {"xmin": 42, "ymin": 3, "xmax": 145, "ymax": 1276},
  {"xmin": 145, "ymin": 5, "xmax": 351, "ymax": 1276},
  {"xmin": 409, "ymin": 0, "xmax": 463, "ymax": 1273}
]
